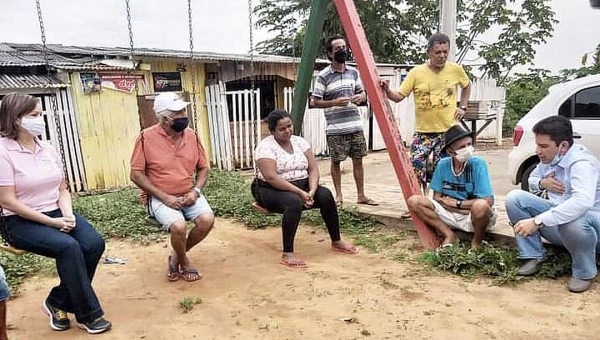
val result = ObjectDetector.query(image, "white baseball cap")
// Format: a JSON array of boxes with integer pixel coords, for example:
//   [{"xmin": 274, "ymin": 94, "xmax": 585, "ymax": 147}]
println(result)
[{"xmin": 153, "ymin": 92, "xmax": 191, "ymax": 115}]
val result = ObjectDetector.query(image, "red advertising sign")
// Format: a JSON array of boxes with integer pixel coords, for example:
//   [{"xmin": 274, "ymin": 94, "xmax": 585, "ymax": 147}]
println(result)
[{"xmin": 100, "ymin": 73, "xmax": 145, "ymax": 93}]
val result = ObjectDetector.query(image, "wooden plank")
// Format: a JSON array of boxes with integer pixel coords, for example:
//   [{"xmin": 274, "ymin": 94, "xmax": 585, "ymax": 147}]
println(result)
[
  {"xmin": 59, "ymin": 89, "xmax": 81, "ymax": 192},
  {"xmin": 243, "ymin": 90, "xmax": 251, "ymax": 169},
  {"xmin": 333, "ymin": 0, "xmax": 439, "ymax": 249},
  {"xmin": 237, "ymin": 92, "xmax": 245, "ymax": 168},
  {"xmin": 219, "ymin": 82, "xmax": 233, "ymax": 171},
  {"xmin": 54, "ymin": 92, "xmax": 76, "ymax": 192},
  {"xmin": 212, "ymin": 84, "xmax": 225, "ymax": 170},
  {"xmin": 254, "ymin": 88, "xmax": 262, "ymax": 155},
  {"xmin": 250, "ymin": 90, "xmax": 256, "ymax": 164},
  {"xmin": 231, "ymin": 92, "xmax": 240, "ymax": 168},
  {"xmin": 65, "ymin": 88, "xmax": 88, "ymax": 191},
  {"xmin": 205, "ymin": 85, "xmax": 219, "ymax": 168}
]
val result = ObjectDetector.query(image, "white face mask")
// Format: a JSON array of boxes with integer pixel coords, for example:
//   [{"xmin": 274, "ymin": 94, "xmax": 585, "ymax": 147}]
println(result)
[
  {"xmin": 454, "ymin": 145, "xmax": 474, "ymax": 163},
  {"xmin": 20, "ymin": 116, "xmax": 46, "ymax": 136}
]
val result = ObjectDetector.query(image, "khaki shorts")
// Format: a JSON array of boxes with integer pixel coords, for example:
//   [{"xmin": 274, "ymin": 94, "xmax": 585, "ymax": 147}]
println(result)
[
  {"xmin": 326, "ymin": 132, "xmax": 367, "ymax": 162},
  {"xmin": 427, "ymin": 197, "xmax": 497, "ymax": 232}
]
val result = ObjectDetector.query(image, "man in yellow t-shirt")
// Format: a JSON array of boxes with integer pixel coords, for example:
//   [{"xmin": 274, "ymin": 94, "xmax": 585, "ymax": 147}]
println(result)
[{"xmin": 381, "ymin": 32, "xmax": 471, "ymax": 191}]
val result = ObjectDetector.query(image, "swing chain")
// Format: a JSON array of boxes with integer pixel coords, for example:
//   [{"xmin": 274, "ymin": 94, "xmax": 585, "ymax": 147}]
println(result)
[
  {"xmin": 125, "ymin": 0, "xmax": 136, "ymax": 71},
  {"xmin": 187, "ymin": 0, "xmax": 199, "ymax": 132},
  {"xmin": 124, "ymin": 0, "xmax": 144, "ymax": 136},
  {"xmin": 36, "ymin": 0, "xmax": 70, "ymax": 191},
  {"xmin": 247, "ymin": 0, "xmax": 256, "ymax": 120}
]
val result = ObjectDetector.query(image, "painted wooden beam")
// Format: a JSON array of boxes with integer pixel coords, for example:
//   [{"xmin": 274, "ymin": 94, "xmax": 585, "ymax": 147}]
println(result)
[
  {"xmin": 332, "ymin": 0, "xmax": 440, "ymax": 249},
  {"xmin": 290, "ymin": 0, "xmax": 328, "ymax": 136}
]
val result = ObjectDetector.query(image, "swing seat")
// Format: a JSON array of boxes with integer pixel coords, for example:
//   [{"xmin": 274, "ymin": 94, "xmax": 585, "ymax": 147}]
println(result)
[
  {"xmin": 144, "ymin": 215, "xmax": 161, "ymax": 227},
  {"xmin": 251, "ymin": 202, "xmax": 273, "ymax": 214},
  {"xmin": 0, "ymin": 244, "xmax": 27, "ymax": 255}
]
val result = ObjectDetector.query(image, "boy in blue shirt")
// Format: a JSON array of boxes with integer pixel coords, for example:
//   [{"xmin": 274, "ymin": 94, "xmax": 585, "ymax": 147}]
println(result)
[{"xmin": 407, "ymin": 125, "xmax": 496, "ymax": 248}]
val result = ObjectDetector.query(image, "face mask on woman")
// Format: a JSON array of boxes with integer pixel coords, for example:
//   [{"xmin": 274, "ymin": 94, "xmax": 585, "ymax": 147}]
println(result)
[{"xmin": 20, "ymin": 116, "xmax": 46, "ymax": 136}]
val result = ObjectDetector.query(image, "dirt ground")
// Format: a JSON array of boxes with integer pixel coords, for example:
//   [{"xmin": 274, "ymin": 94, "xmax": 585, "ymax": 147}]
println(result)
[{"xmin": 6, "ymin": 218, "xmax": 600, "ymax": 340}]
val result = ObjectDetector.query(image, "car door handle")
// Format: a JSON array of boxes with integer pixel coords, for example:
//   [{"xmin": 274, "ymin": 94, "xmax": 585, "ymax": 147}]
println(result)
[{"xmin": 573, "ymin": 132, "xmax": 582, "ymax": 139}]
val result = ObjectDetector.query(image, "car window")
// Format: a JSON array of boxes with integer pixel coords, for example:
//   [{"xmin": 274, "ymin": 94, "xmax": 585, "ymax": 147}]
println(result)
[
  {"xmin": 573, "ymin": 86, "xmax": 600, "ymax": 119},
  {"xmin": 559, "ymin": 96, "xmax": 572, "ymax": 118}
]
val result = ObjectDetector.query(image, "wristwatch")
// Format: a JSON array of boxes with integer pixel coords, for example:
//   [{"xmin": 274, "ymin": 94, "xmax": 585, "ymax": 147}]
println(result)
[
  {"xmin": 459, "ymin": 105, "xmax": 467, "ymax": 111},
  {"xmin": 456, "ymin": 200, "xmax": 463, "ymax": 209},
  {"xmin": 193, "ymin": 187, "xmax": 202, "ymax": 196}
]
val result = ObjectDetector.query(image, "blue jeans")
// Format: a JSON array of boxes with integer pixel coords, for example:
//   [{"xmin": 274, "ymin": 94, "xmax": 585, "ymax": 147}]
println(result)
[
  {"xmin": 505, "ymin": 190, "xmax": 600, "ymax": 279},
  {"xmin": 0, "ymin": 266, "xmax": 9, "ymax": 302},
  {"xmin": 4, "ymin": 209, "xmax": 105, "ymax": 323}
]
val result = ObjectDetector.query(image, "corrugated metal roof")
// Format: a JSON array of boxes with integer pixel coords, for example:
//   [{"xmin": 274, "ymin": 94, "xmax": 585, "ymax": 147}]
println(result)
[
  {"xmin": 0, "ymin": 73, "xmax": 68, "ymax": 89},
  {"xmin": 0, "ymin": 43, "xmax": 304, "ymax": 66},
  {"xmin": 0, "ymin": 43, "xmax": 410, "ymax": 69}
]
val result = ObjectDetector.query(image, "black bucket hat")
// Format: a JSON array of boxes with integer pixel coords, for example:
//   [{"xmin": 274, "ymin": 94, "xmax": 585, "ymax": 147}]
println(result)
[{"xmin": 441, "ymin": 124, "xmax": 475, "ymax": 152}]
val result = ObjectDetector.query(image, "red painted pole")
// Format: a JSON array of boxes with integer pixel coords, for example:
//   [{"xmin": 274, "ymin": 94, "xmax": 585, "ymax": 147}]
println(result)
[{"xmin": 333, "ymin": 0, "xmax": 440, "ymax": 249}]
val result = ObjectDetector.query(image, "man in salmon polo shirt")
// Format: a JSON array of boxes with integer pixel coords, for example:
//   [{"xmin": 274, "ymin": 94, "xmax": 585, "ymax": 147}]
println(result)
[{"xmin": 130, "ymin": 92, "xmax": 214, "ymax": 283}]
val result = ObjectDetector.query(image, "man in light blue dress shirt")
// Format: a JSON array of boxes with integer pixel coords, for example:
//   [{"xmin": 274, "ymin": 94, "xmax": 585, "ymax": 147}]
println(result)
[{"xmin": 505, "ymin": 115, "xmax": 600, "ymax": 293}]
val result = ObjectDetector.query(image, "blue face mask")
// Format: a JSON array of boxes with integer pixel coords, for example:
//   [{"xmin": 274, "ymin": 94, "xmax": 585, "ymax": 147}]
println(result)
[{"xmin": 550, "ymin": 146, "xmax": 564, "ymax": 166}]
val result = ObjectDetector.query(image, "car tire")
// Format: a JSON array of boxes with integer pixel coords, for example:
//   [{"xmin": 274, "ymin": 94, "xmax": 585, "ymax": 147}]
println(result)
[{"xmin": 520, "ymin": 162, "xmax": 538, "ymax": 191}]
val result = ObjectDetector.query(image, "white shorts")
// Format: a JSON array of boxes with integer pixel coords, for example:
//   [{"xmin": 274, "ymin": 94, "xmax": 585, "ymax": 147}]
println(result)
[
  {"xmin": 427, "ymin": 197, "xmax": 497, "ymax": 232},
  {"xmin": 148, "ymin": 195, "xmax": 213, "ymax": 231}
]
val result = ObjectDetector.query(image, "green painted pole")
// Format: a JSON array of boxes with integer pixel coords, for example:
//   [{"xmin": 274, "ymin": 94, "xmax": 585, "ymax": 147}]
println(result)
[{"xmin": 291, "ymin": 0, "xmax": 328, "ymax": 136}]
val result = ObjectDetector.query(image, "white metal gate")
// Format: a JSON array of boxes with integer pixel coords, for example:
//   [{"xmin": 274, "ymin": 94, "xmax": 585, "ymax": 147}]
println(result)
[{"xmin": 205, "ymin": 82, "xmax": 261, "ymax": 170}]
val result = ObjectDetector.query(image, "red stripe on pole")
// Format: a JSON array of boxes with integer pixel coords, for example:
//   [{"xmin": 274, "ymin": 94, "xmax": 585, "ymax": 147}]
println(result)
[{"xmin": 333, "ymin": 0, "xmax": 439, "ymax": 249}]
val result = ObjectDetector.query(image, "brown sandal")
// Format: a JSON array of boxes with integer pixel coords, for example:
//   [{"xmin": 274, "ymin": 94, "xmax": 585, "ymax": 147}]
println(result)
[{"xmin": 166, "ymin": 255, "xmax": 179, "ymax": 282}]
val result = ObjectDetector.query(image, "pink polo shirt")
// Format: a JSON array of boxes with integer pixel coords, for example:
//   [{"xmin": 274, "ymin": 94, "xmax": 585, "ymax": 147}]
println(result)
[{"xmin": 0, "ymin": 137, "xmax": 63, "ymax": 216}]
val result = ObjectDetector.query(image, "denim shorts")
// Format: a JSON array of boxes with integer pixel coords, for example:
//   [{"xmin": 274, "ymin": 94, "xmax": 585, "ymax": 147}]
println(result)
[
  {"xmin": 148, "ymin": 195, "xmax": 213, "ymax": 231},
  {"xmin": 0, "ymin": 265, "xmax": 10, "ymax": 301}
]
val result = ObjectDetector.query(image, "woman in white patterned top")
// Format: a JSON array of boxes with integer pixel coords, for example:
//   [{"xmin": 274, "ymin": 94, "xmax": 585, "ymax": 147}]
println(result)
[{"xmin": 252, "ymin": 110, "xmax": 358, "ymax": 268}]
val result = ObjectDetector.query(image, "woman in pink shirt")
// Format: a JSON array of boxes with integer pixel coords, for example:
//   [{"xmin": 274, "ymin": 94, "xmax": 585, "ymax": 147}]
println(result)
[{"xmin": 0, "ymin": 93, "xmax": 111, "ymax": 334}]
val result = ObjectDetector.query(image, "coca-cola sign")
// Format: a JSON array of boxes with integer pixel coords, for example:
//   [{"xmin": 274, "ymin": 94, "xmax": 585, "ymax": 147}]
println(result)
[{"xmin": 100, "ymin": 73, "xmax": 145, "ymax": 93}]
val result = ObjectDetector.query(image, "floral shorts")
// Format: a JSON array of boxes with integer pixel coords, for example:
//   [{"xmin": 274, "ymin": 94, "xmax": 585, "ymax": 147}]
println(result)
[
  {"xmin": 410, "ymin": 132, "xmax": 446, "ymax": 184},
  {"xmin": 326, "ymin": 132, "xmax": 367, "ymax": 162}
]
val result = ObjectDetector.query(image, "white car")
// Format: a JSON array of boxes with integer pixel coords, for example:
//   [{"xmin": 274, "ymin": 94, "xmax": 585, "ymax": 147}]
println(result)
[{"xmin": 508, "ymin": 74, "xmax": 600, "ymax": 190}]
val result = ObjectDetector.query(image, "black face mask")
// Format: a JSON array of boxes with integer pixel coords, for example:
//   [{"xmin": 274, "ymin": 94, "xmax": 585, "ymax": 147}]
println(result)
[
  {"xmin": 170, "ymin": 117, "xmax": 189, "ymax": 132},
  {"xmin": 333, "ymin": 49, "xmax": 348, "ymax": 63}
]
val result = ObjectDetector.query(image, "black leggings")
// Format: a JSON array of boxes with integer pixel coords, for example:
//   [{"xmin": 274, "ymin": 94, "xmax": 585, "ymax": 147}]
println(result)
[{"xmin": 252, "ymin": 178, "xmax": 341, "ymax": 253}]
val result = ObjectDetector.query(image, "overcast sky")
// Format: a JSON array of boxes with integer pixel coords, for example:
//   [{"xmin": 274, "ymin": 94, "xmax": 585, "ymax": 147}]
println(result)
[{"xmin": 0, "ymin": 0, "xmax": 598, "ymax": 73}]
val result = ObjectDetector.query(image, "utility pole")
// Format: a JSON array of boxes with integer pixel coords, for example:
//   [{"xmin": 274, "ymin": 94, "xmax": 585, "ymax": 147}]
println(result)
[{"xmin": 439, "ymin": 0, "xmax": 457, "ymax": 62}]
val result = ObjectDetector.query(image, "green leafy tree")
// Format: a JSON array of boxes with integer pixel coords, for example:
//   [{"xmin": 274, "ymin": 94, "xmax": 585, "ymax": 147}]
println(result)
[
  {"xmin": 254, "ymin": 0, "xmax": 557, "ymax": 83},
  {"xmin": 503, "ymin": 68, "xmax": 563, "ymax": 135},
  {"xmin": 558, "ymin": 44, "xmax": 600, "ymax": 80}
]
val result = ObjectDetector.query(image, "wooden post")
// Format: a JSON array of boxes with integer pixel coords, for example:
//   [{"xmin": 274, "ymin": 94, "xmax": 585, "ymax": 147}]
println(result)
[
  {"xmin": 333, "ymin": 0, "xmax": 440, "ymax": 249},
  {"xmin": 290, "ymin": 0, "xmax": 328, "ymax": 136}
]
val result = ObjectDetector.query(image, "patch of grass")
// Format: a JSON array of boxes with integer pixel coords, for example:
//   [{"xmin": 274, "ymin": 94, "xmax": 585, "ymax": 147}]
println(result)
[
  {"xmin": 203, "ymin": 171, "xmax": 379, "ymax": 234},
  {"xmin": 418, "ymin": 243, "xmax": 572, "ymax": 285},
  {"xmin": 0, "ymin": 253, "xmax": 54, "ymax": 294},
  {"xmin": 179, "ymin": 297, "xmax": 203, "ymax": 313},
  {"xmin": 73, "ymin": 189, "xmax": 166, "ymax": 244},
  {"xmin": 1, "ymin": 188, "xmax": 165, "ymax": 292},
  {"xmin": 203, "ymin": 171, "xmax": 280, "ymax": 229}
]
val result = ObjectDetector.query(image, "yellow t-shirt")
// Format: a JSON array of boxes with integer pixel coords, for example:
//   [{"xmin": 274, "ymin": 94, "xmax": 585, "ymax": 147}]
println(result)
[{"xmin": 399, "ymin": 62, "xmax": 469, "ymax": 133}]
